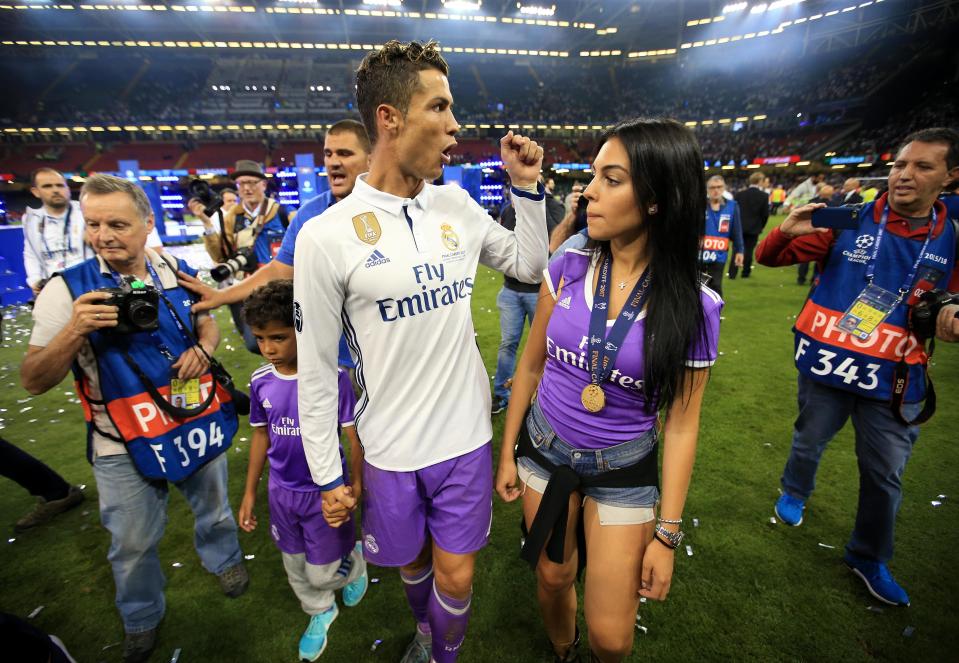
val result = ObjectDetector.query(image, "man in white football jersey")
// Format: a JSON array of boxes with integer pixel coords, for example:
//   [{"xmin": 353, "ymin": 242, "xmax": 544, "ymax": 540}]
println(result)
[{"xmin": 294, "ymin": 40, "xmax": 547, "ymax": 663}]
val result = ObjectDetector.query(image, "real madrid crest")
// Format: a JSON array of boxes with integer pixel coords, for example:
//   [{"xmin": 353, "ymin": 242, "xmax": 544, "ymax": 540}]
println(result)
[
  {"xmin": 352, "ymin": 212, "xmax": 382, "ymax": 245},
  {"xmin": 440, "ymin": 223, "xmax": 460, "ymax": 251}
]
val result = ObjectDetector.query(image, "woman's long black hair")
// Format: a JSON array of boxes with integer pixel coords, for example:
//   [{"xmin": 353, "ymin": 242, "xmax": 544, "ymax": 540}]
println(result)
[{"xmin": 587, "ymin": 117, "xmax": 708, "ymax": 414}]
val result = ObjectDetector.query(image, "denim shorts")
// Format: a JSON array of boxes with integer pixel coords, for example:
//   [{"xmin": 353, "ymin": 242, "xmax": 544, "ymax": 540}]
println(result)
[{"xmin": 517, "ymin": 401, "xmax": 659, "ymax": 526}]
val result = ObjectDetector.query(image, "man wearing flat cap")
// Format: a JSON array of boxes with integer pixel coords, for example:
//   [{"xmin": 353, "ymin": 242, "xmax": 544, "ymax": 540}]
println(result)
[{"xmin": 195, "ymin": 160, "xmax": 290, "ymax": 351}]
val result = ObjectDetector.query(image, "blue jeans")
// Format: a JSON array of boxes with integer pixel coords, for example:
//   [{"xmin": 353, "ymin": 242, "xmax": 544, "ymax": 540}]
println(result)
[
  {"xmin": 518, "ymin": 400, "xmax": 660, "ymax": 509},
  {"xmin": 93, "ymin": 453, "xmax": 242, "ymax": 633},
  {"xmin": 493, "ymin": 287, "xmax": 539, "ymax": 400},
  {"xmin": 781, "ymin": 373, "xmax": 920, "ymax": 564}
]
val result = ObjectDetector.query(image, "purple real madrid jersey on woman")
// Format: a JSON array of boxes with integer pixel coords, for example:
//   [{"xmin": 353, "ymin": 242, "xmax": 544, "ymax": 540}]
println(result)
[{"xmin": 536, "ymin": 248, "xmax": 723, "ymax": 449}]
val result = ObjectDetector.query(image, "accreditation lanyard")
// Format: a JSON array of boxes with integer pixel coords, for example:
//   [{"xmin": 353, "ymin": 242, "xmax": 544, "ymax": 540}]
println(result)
[
  {"xmin": 586, "ymin": 256, "xmax": 651, "ymax": 392},
  {"xmin": 836, "ymin": 205, "xmax": 936, "ymax": 341},
  {"xmin": 40, "ymin": 205, "xmax": 73, "ymax": 258},
  {"xmin": 107, "ymin": 261, "xmax": 189, "ymax": 362},
  {"xmin": 865, "ymin": 205, "xmax": 935, "ymax": 297}
]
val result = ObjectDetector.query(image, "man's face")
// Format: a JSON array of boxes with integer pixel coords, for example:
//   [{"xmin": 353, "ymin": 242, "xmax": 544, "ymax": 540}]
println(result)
[
  {"xmin": 545, "ymin": 178, "xmax": 555, "ymax": 192},
  {"xmin": 707, "ymin": 179, "xmax": 725, "ymax": 203},
  {"xmin": 221, "ymin": 190, "xmax": 238, "ymax": 209},
  {"xmin": 251, "ymin": 320, "xmax": 297, "ymax": 371},
  {"xmin": 393, "ymin": 69, "xmax": 459, "ymax": 182},
  {"xmin": 82, "ymin": 192, "xmax": 153, "ymax": 268},
  {"xmin": 31, "ymin": 172, "xmax": 70, "ymax": 211},
  {"xmin": 235, "ymin": 176, "xmax": 266, "ymax": 207},
  {"xmin": 819, "ymin": 185, "xmax": 835, "ymax": 199},
  {"xmin": 324, "ymin": 131, "xmax": 370, "ymax": 200},
  {"xmin": 888, "ymin": 141, "xmax": 958, "ymax": 216}
]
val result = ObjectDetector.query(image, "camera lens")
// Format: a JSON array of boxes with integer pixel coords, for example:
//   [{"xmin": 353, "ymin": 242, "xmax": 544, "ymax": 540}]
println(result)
[
  {"xmin": 210, "ymin": 264, "xmax": 231, "ymax": 282},
  {"xmin": 127, "ymin": 299, "xmax": 159, "ymax": 329}
]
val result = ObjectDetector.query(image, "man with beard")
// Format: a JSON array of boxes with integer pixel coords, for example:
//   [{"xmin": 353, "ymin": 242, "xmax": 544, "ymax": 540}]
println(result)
[{"xmin": 22, "ymin": 168, "xmax": 93, "ymax": 296}]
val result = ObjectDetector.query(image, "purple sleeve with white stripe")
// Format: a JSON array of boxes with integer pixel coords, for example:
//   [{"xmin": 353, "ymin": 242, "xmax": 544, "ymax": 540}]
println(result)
[
  {"xmin": 249, "ymin": 378, "xmax": 266, "ymax": 426},
  {"xmin": 687, "ymin": 289, "xmax": 724, "ymax": 367},
  {"xmin": 543, "ymin": 252, "xmax": 567, "ymax": 298}
]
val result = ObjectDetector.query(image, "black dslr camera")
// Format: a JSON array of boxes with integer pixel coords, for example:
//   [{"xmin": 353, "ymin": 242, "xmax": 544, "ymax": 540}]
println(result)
[
  {"xmin": 910, "ymin": 289, "xmax": 959, "ymax": 339},
  {"xmin": 96, "ymin": 276, "xmax": 160, "ymax": 334},
  {"xmin": 210, "ymin": 247, "xmax": 256, "ymax": 283},
  {"xmin": 189, "ymin": 178, "xmax": 223, "ymax": 218}
]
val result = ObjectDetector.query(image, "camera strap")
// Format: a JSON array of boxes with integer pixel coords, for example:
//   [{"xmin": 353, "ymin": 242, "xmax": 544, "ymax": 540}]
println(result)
[
  {"xmin": 890, "ymin": 354, "xmax": 936, "ymax": 427},
  {"xmin": 114, "ymin": 256, "xmax": 220, "ymax": 419}
]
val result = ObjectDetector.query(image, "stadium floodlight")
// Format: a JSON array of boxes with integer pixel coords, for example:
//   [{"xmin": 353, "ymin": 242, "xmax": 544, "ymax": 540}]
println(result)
[
  {"xmin": 362, "ymin": 0, "xmax": 401, "ymax": 6},
  {"xmin": 443, "ymin": 0, "xmax": 481, "ymax": 11},
  {"xmin": 722, "ymin": 2, "xmax": 747, "ymax": 13},
  {"xmin": 518, "ymin": 3, "xmax": 554, "ymax": 17},
  {"xmin": 750, "ymin": 3, "xmax": 767, "ymax": 13}
]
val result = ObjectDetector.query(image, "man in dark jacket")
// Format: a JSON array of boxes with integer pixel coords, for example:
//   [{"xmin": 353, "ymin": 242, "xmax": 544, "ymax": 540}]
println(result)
[{"xmin": 730, "ymin": 171, "xmax": 770, "ymax": 279}]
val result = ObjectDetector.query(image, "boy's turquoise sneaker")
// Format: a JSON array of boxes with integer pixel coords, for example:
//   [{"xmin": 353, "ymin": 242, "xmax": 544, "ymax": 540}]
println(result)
[
  {"xmin": 774, "ymin": 493, "xmax": 805, "ymax": 526},
  {"xmin": 299, "ymin": 604, "xmax": 338, "ymax": 661},
  {"xmin": 843, "ymin": 553, "xmax": 910, "ymax": 607},
  {"xmin": 342, "ymin": 542, "xmax": 369, "ymax": 608}
]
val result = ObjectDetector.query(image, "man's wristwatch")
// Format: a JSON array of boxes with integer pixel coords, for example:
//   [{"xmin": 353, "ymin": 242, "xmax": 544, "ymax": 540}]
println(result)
[{"xmin": 654, "ymin": 524, "xmax": 684, "ymax": 549}]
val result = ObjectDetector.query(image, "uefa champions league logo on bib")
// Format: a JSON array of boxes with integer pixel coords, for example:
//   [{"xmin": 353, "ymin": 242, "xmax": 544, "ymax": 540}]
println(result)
[{"xmin": 855, "ymin": 235, "xmax": 875, "ymax": 250}]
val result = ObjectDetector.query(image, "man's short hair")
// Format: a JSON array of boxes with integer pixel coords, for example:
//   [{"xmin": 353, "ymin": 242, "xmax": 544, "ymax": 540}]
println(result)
[
  {"xmin": 243, "ymin": 279, "xmax": 294, "ymax": 329},
  {"xmin": 707, "ymin": 175, "xmax": 725, "ymax": 184},
  {"xmin": 80, "ymin": 174, "xmax": 152, "ymax": 224},
  {"xmin": 900, "ymin": 127, "xmax": 959, "ymax": 171},
  {"xmin": 355, "ymin": 40, "xmax": 450, "ymax": 145},
  {"xmin": 220, "ymin": 187, "xmax": 238, "ymax": 198},
  {"xmin": 30, "ymin": 167, "xmax": 65, "ymax": 187},
  {"xmin": 748, "ymin": 172, "xmax": 765, "ymax": 185},
  {"xmin": 327, "ymin": 119, "xmax": 372, "ymax": 154}
]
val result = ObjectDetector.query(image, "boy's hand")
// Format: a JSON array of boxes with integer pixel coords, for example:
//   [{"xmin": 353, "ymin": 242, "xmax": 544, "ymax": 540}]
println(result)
[
  {"xmin": 238, "ymin": 493, "xmax": 257, "ymax": 532},
  {"xmin": 321, "ymin": 485, "xmax": 356, "ymax": 528}
]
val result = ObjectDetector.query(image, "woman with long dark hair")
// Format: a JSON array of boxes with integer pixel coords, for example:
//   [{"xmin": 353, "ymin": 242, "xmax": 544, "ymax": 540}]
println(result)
[{"xmin": 495, "ymin": 118, "xmax": 722, "ymax": 663}]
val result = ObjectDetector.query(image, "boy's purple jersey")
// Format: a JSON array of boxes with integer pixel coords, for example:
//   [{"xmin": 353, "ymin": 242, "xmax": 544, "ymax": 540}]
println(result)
[
  {"xmin": 249, "ymin": 365, "xmax": 357, "ymax": 491},
  {"xmin": 537, "ymin": 248, "xmax": 723, "ymax": 449}
]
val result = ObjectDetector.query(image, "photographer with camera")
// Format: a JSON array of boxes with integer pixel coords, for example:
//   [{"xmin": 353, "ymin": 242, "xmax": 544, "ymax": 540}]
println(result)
[
  {"xmin": 21, "ymin": 174, "xmax": 247, "ymax": 663},
  {"xmin": 189, "ymin": 160, "xmax": 290, "ymax": 352},
  {"xmin": 755, "ymin": 128, "xmax": 959, "ymax": 607}
]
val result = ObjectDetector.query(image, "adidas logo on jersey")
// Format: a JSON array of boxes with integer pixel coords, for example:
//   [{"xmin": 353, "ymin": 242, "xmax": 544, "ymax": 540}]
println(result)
[
  {"xmin": 365, "ymin": 250, "xmax": 391, "ymax": 268},
  {"xmin": 557, "ymin": 295, "xmax": 572, "ymax": 309},
  {"xmin": 262, "ymin": 398, "xmax": 272, "ymax": 409}
]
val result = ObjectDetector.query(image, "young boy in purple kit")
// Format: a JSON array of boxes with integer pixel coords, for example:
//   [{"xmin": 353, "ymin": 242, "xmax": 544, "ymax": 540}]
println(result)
[{"xmin": 238, "ymin": 280, "xmax": 368, "ymax": 662}]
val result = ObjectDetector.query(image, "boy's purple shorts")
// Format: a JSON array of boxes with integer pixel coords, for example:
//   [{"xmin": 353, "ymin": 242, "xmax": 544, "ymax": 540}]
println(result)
[
  {"xmin": 268, "ymin": 483, "xmax": 355, "ymax": 566},
  {"xmin": 361, "ymin": 443, "xmax": 493, "ymax": 567}
]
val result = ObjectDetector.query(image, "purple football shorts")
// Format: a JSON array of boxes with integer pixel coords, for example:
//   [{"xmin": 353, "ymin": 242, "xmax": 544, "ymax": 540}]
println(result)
[
  {"xmin": 268, "ymin": 482, "xmax": 355, "ymax": 566},
  {"xmin": 361, "ymin": 442, "xmax": 493, "ymax": 566}
]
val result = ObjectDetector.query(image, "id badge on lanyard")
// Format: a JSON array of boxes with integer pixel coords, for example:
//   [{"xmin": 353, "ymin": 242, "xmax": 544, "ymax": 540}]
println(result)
[
  {"xmin": 836, "ymin": 206, "xmax": 935, "ymax": 340},
  {"xmin": 109, "ymin": 261, "xmax": 198, "ymax": 403}
]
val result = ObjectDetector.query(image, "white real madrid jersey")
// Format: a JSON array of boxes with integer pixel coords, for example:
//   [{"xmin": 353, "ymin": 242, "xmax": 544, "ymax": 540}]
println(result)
[{"xmin": 294, "ymin": 174, "xmax": 547, "ymax": 486}]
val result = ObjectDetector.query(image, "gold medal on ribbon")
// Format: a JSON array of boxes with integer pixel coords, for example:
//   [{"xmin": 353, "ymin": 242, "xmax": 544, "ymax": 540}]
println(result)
[{"xmin": 581, "ymin": 383, "xmax": 606, "ymax": 413}]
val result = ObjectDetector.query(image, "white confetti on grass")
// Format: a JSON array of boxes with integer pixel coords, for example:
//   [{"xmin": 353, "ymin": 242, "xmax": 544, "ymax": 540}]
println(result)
[
  {"xmin": 28, "ymin": 606, "xmax": 44, "ymax": 618},
  {"xmin": 817, "ymin": 543, "xmax": 836, "ymax": 549}
]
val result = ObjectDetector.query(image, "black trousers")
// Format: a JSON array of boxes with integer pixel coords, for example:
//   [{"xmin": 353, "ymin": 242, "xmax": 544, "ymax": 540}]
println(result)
[
  {"xmin": 700, "ymin": 261, "xmax": 725, "ymax": 298},
  {"xmin": 728, "ymin": 233, "xmax": 759, "ymax": 279},
  {"xmin": 0, "ymin": 437, "xmax": 70, "ymax": 502}
]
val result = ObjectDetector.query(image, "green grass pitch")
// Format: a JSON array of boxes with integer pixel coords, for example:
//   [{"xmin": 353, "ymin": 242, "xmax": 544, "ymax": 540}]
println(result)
[{"xmin": 1, "ymin": 226, "xmax": 957, "ymax": 661}]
